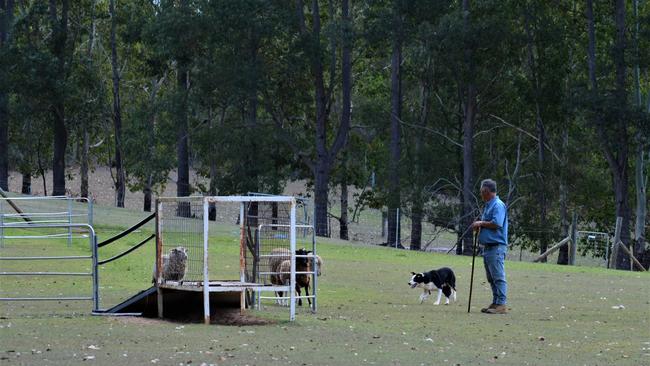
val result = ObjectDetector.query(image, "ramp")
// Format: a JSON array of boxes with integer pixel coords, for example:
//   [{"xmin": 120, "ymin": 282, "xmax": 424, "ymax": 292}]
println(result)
[
  {"xmin": 93, "ymin": 286, "xmax": 157, "ymax": 315},
  {"xmin": 93, "ymin": 286, "xmax": 243, "ymax": 319}
]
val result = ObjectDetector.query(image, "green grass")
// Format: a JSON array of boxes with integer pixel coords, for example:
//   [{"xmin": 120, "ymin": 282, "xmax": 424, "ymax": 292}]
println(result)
[{"xmin": 1, "ymin": 202, "xmax": 649, "ymax": 366}]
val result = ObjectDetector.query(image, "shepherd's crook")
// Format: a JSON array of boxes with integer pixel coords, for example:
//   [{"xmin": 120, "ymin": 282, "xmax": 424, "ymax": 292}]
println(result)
[{"xmin": 467, "ymin": 228, "xmax": 480, "ymax": 313}]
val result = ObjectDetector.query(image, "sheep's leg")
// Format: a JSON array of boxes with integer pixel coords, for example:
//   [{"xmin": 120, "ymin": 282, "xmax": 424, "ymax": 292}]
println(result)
[
  {"xmin": 296, "ymin": 285, "xmax": 302, "ymax": 306},
  {"xmin": 305, "ymin": 285, "xmax": 312, "ymax": 306}
]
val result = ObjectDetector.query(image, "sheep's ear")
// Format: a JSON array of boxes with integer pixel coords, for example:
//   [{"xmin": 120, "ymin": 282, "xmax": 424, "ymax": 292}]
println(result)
[{"xmin": 411, "ymin": 272, "xmax": 416, "ymax": 275}]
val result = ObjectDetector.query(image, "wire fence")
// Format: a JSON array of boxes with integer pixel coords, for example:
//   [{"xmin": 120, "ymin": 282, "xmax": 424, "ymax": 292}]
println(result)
[
  {"xmin": 313, "ymin": 198, "xmax": 623, "ymax": 268},
  {"xmin": 0, "ymin": 194, "xmax": 93, "ymax": 248}
]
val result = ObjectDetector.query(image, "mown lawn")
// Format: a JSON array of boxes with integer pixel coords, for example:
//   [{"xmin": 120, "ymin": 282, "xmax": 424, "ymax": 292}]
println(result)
[{"xmin": 1, "ymin": 202, "xmax": 649, "ymax": 366}]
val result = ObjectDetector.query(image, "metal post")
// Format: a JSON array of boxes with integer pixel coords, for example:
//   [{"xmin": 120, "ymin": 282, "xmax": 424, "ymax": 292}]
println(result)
[
  {"xmin": 253, "ymin": 228, "xmax": 260, "ymax": 309},
  {"xmin": 239, "ymin": 202, "xmax": 246, "ymax": 313},
  {"xmin": 289, "ymin": 199, "xmax": 296, "ymax": 321},
  {"xmin": 156, "ymin": 201, "xmax": 164, "ymax": 319},
  {"xmin": 0, "ymin": 200, "xmax": 4, "ymax": 248},
  {"xmin": 67, "ymin": 198, "xmax": 73, "ymax": 247},
  {"xmin": 468, "ymin": 229, "xmax": 479, "ymax": 313},
  {"xmin": 88, "ymin": 198, "xmax": 94, "ymax": 226},
  {"xmin": 255, "ymin": 226, "xmax": 260, "ymax": 310},
  {"xmin": 569, "ymin": 212, "xmax": 578, "ymax": 265},
  {"xmin": 605, "ymin": 235, "xmax": 610, "ymax": 268},
  {"xmin": 311, "ymin": 226, "xmax": 317, "ymax": 313},
  {"xmin": 204, "ymin": 199, "xmax": 211, "ymax": 324},
  {"xmin": 92, "ymin": 233, "xmax": 99, "ymax": 312}
]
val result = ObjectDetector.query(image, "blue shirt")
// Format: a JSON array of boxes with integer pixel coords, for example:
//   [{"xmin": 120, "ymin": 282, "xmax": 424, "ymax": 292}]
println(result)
[{"xmin": 479, "ymin": 195, "xmax": 508, "ymax": 246}]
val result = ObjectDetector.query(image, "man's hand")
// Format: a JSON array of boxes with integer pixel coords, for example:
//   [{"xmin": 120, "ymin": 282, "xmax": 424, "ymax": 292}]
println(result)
[{"xmin": 472, "ymin": 220, "xmax": 499, "ymax": 230}]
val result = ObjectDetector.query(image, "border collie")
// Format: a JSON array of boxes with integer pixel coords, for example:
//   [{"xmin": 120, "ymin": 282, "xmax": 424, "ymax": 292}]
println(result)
[{"xmin": 408, "ymin": 267, "xmax": 457, "ymax": 305}]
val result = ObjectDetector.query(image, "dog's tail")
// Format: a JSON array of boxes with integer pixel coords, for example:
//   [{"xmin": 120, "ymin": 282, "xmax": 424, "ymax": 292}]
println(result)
[{"xmin": 449, "ymin": 271, "xmax": 457, "ymax": 291}]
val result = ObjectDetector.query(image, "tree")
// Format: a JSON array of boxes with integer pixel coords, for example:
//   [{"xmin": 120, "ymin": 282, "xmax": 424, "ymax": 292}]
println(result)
[
  {"xmin": 586, "ymin": 0, "xmax": 634, "ymax": 269},
  {"xmin": 387, "ymin": 0, "xmax": 403, "ymax": 248},
  {"xmin": 109, "ymin": 0, "xmax": 126, "ymax": 207},
  {"xmin": 48, "ymin": 0, "xmax": 70, "ymax": 196},
  {"xmin": 0, "ymin": 0, "xmax": 14, "ymax": 191},
  {"xmin": 293, "ymin": 0, "xmax": 350, "ymax": 237}
]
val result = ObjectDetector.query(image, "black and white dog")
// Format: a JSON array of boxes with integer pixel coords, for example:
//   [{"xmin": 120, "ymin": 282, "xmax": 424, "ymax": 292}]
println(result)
[{"xmin": 408, "ymin": 268, "xmax": 457, "ymax": 305}]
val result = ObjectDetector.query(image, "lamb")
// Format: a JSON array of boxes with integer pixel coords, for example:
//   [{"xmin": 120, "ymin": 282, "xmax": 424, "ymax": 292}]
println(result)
[
  {"xmin": 271, "ymin": 248, "xmax": 312, "ymax": 306},
  {"xmin": 152, "ymin": 246, "xmax": 188, "ymax": 283},
  {"xmin": 268, "ymin": 247, "xmax": 322, "ymax": 277}
]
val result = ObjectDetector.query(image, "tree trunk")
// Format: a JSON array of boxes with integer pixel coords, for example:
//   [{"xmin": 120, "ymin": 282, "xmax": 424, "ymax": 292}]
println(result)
[
  {"xmin": 296, "ymin": 0, "xmax": 350, "ymax": 237},
  {"xmin": 632, "ymin": 0, "xmax": 646, "ymax": 261},
  {"xmin": 557, "ymin": 129, "xmax": 570, "ymax": 265},
  {"xmin": 586, "ymin": 0, "xmax": 632, "ymax": 269},
  {"xmin": 80, "ymin": 126, "xmax": 89, "ymax": 198},
  {"xmin": 80, "ymin": 0, "xmax": 95, "ymax": 199},
  {"xmin": 461, "ymin": 0, "xmax": 476, "ymax": 256},
  {"xmin": 144, "ymin": 76, "xmax": 163, "ymax": 212},
  {"xmin": 175, "ymin": 62, "xmax": 190, "ymax": 218},
  {"xmin": 0, "ymin": 90, "xmax": 7, "ymax": 191},
  {"xmin": 37, "ymin": 136, "xmax": 47, "ymax": 196},
  {"xmin": 176, "ymin": 75, "xmax": 190, "ymax": 194},
  {"xmin": 611, "ymin": 0, "xmax": 632, "ymax": 270},
  {"xmin": 410, "ymin": 58, "xmax": 430, "ymax": 252},
  {"xmin": 524, "ymin": 7, "xmax": 549, "ymax": 260},
  {"xmin": 457, "ymin": 111, "xmax": 464, "ymax": 255},
  {"xmin": 207, "ymin": 106, "xmax": 220, "ymax": 220},
  {"xmin": 634, "ymin": 147, "xmax": 646, "ymax": 258},
  {"xmin": 49, "ymin": 0, "xmax": 69, "ymax": 197},
  {"xmin": 51, "ymin": 114, "xmax": 67, "ymax": 196},
  {"xmin": 340, "ymin": 171, "xmax": 349, "ymax": 240},
  {"xmin": 176, "ymin": 0, "xmax": 190, "ymax": 208},
  {"xmin": 411, "ymin": 202, "xmax": 422, "ymax": 250},
  {"xmin": 338, "ymin": 0, "xmax": 352, "ymax": 241},
  {"xmin": 109, "ymin": 0, "xmax": 125, "ymax": 207},
  {"xmin": 387, "ymin": 7, "xmax": 402, "ymax": 248},
  {"xmin": 312, "ymin": 0, "xmax": 330, "ymax": 237},
  {"xmin": 143, "ymin": 179, "xmax": 152, "ymax": 212},
  {"xmin": 21, "ymin": 172, "xmax": 30, "ymax": 194},
  {"xmin": 314, "ymin": 162, "xmax": 330, "ymax": 237},
  {"xmin": 0, "ymin": 0, "xmax": 14, "ymax": 191},
  {"xmin": 245, "ymin": 35, "xmax": 259, "ymax": 194}
]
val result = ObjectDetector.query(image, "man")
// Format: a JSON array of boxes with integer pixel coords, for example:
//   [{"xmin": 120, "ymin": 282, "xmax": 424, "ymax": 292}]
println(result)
[{"xmin": 472, "ymin": 179, "xmax": 508, "ymax": 314}]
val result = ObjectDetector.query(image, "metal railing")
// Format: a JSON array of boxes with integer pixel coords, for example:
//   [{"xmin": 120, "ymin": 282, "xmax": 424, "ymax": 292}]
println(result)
[
  {"xmin": 0, "ymin": 196, "xmax": 93, "ymax": 248},
  {"xmin": 0, "ymin": 222, "xmax": 98, "ymax": 311},
  {"xmin": 254, "ymin": 223, "xmax": 318, "ymax": 313}
]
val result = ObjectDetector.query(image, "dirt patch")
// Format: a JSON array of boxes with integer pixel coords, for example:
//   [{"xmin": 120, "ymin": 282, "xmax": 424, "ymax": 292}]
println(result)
[
  {"xmin": 210, "ymin": 308, "xmax": 276, "ymax": 326},
  {"xmin": 112, "ymin": 316, "xmax": 169, "ymax": 326},
  {"xmin": 111, "ymin": 309, "xmax": 275, "ymax": 326}
]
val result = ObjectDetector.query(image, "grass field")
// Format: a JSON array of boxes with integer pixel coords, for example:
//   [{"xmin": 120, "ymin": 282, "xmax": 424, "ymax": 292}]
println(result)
[{"xmin": 1, "ymin": 201, "xmax": 649, "ymax": 366}]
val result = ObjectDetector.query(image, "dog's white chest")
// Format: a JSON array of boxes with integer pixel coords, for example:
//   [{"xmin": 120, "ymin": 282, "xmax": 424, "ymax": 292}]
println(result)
[{"xmin": 420, "ymin": 282, "xmax": 437, "ymax": 290}]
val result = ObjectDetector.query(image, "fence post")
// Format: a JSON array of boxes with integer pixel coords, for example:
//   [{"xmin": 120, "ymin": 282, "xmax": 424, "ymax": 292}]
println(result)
[
  {"xmin": 156, "ymin": 200, "xmax": 164, "ymax": 319},
  {"xmin": 67, "ymin": 198, "xmax": 73, "ymax": 247},
  {"xmin": 92, "ymin": 233, "xmax": 99, "ymax": 312},
  {"xmin": 88, "ymin": 197, "xmax": 94, "ymax": 226},
  {"xmin": 0, "ymin": 200, "xmax": 4, "ymax": 248},
  {"xmin": 569, "ymin": 212, "xmax": 578, "ymax": 265},
  {"xmin": 395, "ymin": 208, "xmax": 400, "ymax": 248},
  {"xmin": 605, "ymin": 234, "xmax": 610, "ymax": 269},
  {"xmin": 610, "ymin": 216, "xmax": 623, "ymax": 269},
  {"xmin": 630, "ymin": 241, "xmax": 634, "ymax": 271}
]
